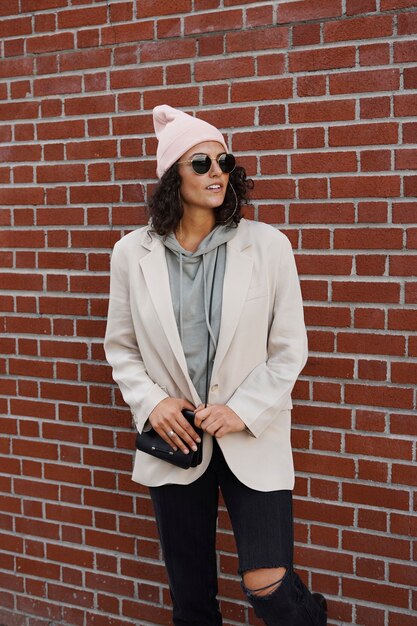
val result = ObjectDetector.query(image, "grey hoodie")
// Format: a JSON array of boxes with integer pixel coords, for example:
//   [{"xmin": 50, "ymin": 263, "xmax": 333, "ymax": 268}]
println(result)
[{"xmin": 162, "ymin": 225, "xmax": 237, "ymax": 403}]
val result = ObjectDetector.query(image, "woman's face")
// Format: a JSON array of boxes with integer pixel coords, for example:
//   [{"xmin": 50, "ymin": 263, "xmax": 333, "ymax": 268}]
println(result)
[{"xmin": 178, "ymin": 141, "xmax": 229, "ymax": 215}]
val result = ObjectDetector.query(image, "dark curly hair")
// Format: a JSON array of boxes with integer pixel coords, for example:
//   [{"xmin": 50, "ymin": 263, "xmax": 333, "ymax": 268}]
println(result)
[{"xmin": 148, "ymin": 162, "xmax": 254, "ymax": 237}]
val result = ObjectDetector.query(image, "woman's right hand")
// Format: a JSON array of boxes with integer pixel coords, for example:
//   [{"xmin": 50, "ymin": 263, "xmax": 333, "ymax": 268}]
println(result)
[{"xmin": 148, "ymin": 398, "xmax": 201, "ymax": 455}]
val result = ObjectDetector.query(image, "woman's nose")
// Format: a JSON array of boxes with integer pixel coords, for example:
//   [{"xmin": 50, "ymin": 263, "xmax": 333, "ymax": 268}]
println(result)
[{"xmin": 209, "ymin": 158, "xmax": 222, "ymax": 176}]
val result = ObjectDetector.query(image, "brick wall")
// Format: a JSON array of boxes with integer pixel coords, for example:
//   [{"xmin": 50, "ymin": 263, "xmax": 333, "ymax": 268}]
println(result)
[{"xmin": 0, "ymin": 1, "xmax": 416, "ymax": 625}]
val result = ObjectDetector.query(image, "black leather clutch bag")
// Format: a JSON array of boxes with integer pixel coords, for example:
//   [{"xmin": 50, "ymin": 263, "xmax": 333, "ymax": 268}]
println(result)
[{"xmin": 135, "ymin": 409, "xmax": 203, "ymax": 469}]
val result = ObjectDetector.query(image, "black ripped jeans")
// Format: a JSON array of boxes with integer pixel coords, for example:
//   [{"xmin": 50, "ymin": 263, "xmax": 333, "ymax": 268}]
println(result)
[{"xmin": 149, "ymin": 439, "xmax": 326, "ymax": 626}]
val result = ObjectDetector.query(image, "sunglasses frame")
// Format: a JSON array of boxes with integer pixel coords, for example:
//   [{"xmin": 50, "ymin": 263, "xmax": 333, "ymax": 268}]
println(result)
[{"xmin": 177, "ymin": 152, "xmax": 236, "ymax": 175}]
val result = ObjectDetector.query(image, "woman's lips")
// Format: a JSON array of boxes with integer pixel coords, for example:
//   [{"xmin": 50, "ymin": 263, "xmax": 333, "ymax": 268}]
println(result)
[{"xmin": 206, "ymin": 184, "xmax": 222, "ymax": 192}]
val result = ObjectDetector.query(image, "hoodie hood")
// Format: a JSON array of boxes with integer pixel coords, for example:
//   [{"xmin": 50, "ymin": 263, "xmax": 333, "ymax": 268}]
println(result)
[
  {"xmin": 161, "ymin": 225, "xmax": 236, "ymax": 403},
  {"xmin": 162, "ymin": 224, "xmax": 235, "ymax": 258}
]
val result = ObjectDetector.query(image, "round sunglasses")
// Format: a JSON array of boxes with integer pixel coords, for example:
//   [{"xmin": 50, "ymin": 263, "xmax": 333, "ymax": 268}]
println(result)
[{"xmin": 177, "ymin": 152, "xmax": 236, "ymax": 175}]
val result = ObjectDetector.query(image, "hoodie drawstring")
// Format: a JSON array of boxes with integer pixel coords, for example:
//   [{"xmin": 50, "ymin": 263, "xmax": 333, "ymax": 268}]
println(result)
[
  {"xmin": 202, "ymin": 251, "xmax": 218, "ymax": 352},
  {"xmin": 179, "ymin": 251, "xmax": 184, "ymax": 345}
]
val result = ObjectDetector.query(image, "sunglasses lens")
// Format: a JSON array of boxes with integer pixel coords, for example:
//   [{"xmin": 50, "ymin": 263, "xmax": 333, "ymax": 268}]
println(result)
[
  {"xmin": 219, "ymin": 153, "xmax": 236, "ymax": 173},
  {"xmin": 191, "ymin": 155, "xmax": 211, "ymax": 174}
]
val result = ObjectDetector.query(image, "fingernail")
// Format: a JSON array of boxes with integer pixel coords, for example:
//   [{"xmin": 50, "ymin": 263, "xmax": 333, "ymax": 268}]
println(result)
[
  {"xmin": 191, "ymin": 445, "xmax": 197, "ymax": 452},
  {"xmin": 183, "ymin": 449, "xmax": 189, "ymax": 454},
  {"xmin": 196, "ymin": 437, "xmax": 201, "ymax": 443}
]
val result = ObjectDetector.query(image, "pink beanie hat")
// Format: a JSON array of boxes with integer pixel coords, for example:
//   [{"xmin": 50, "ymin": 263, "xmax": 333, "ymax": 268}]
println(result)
[{"xmin": 153, "ymin": 104, "xmax": 228, "ymax": 178}]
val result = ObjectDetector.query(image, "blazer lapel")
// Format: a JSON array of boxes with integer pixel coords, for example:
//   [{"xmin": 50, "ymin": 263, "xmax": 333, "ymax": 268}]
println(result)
[
  {"xmin": 139, "ymin": 240, "xmax": 196, "ymax": 398},
  {"xmin": 212, "ymin": 221, "xmax": 253, "ymax": 378}
]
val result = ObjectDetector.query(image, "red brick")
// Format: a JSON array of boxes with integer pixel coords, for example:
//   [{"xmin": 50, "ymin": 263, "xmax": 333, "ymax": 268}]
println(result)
[
  {"xmin": 388, "ymin": 612, "xmax": 417, "ymax": 626},
  {"xmin": 330, "ymin": 121, "xmax": 398, "ymax": 146},
  {"xmin": 388, "ymin": 309, "xmax": 417, "ymax": 330},
  {"xmin": 37, "ymin": 164, "xmax": 85, "ymax": 184},
  {"xmin": 333, "ymin": 279, "xmax": 400, "ymax": 303},
  {"xmin": 278, "ymin": 0, "xmax": 342, "ymax": 22},
  {"xmin": 0, "ymin": 101, "xmax": 39, "ymax": 121},
  {"xmin": 141, "ymin": 39, "xmax": 195, "ymax": 63},
  {"xmin": 358, "ymin": 508, "xmax": 387, "ymax": 532},
  {"xmin": 324, "ymin": 14, "xmax": 393, "ymax": 42},
  {"xmin": 196, "ymin": 57, "xmax": 254, "ymax": 82},
  {"xmin": 60, "ymin": 49, "xmax": 111, "ymax": 72},
  {"xmin": 107, "ymin": 1, "xmax": 132, "ymax": 22},
  {"xmin": 290, "ymin": 99, "xmax": 355, "ymax": 123},
  {"xmin": 404, "ymin": 67, "xmax": 417, "ymax": 89},
  {"xmin": 246, "ymin": 4, "xmax": 273, "ymax": 27},
  {"xmin": 359, "ymin": 42, "xmax": 390, "ymax": 66},
  {"xmin": 296, "ymin": 74, "xmax": 326, "ymax": 97},
  {"xmin": 330, "ymin": 68, "xmax": 399, "ymax": 94},
  {"xmin": 390, "ymin": 512, "xmax": 417, "ymax": 535},
  {"xmin": 290, "ymin": 46, "xmax": 355, "ymax": 72},
  {"xmin": 360, "ymin": 95, "xmax": 391, "ymax": 119},
  {"xmin": 58, "ymin": 6, "xmax": 107, "ymax": 29},
  {"xmin": 394, "ymin": 94, "xmax": 417, "ymax": 116},
  {"xmin": 0, "ymin": 17, "xmax": 32, "ymax": 38},
  {"xmin": 34, "ymin": 74, "xmax": 81, "ymax": 97},
  {"xmin": 346, "ymin": 0, "xmax": 376, "ymax": 15},
  {"xmin": 381, "ymin": 0, "xmax": 416, "ymax": 7},
  {"xmin": 0, "ymin": 57, "xmax": 33, "ymax": 79},
  {"xmin": 398, "ymin": 10, "xmax": 417, "ymax": 35},
  {"xmin": 297, "ymin": 544, "xmax": 353, "ymax": 575},
  {"xmin": 110, "ymin": 66, "xmax": 163, "ymax": 90},
  {"xmin": 40, "ymin": 382, "xmax": 87, "ymax": 403},
  {"xmin": 343, "ymin": 482, "xmax": 409, "ymax": 510},
  {"xmin": 356, "ymin": 255, "xmax": 386, "ymax": 276},
  {"xmin": 296, "ymin": 127, "xmax": 324, "ymax": 148},
  {"xmin": 392, "ymin": 463, "xmax": 417, "ymax": 487},
  {"xmin": 227, "ymin": 26, "xmax": 288, "ymax": 54},
  {"xmin": 69, "ymin": 185, "xmax": 120, "ymax": 204},
  {"xmin": 234, "ymin": 129, "xmax": 293, "ymax": 151},
  {"xmin": 354, "ymin": 308, "xmax": 386, "ymax": 330},
  {"xmin": 292, "ymin": 151, "xmax": 357, "ymax": 174},
  {"xmin": 346, "ymin": 433, "xmax": 412, "ymax": 459},
  {"xmin": 185, "ymin": 9, "xmax": 242, "ymax": 35},
  {"xmin": 101, "ymin": 21, "xmax": 153, "ymax": 45},
  {"xmin": 27, "ymin": 32, "xmax": 74, "ymax": 54},
  {"xmin": 231, "ymin": 78, "xmax": 293, "ymax": 103},
  {"xmin": 0, "ymin": 0, "xmax": 19, "ymax": 14},
  {"xmin": 296, "ymin": 254, "xmax": 352, "ymax": 275},
  {"xmin": 360, "ymin": 148, "xmax": 391, "ymax": 172},
  {"xmin": 201, "ymin": 107, "xmax": 255, "ymax": 130},
  {"xmin": 136, "ymin": 0, "xmax": 191, "ymax": 17},
  {"xmin": 294, "ymin": 451, "xmax": 355, "ymax": 478},
  {"xmin": 292, "ymin": 23, "xmax": 321, "ymax": 46},
  {"xmin": 356, "ymin": 557, "xmax": 385, "ymax": 582},
  {"xmin": 343, "ymin": 577, "xmax": 408, "ymax": 608},
  {"xmin": 21, "ymin": 0, "xmax": 66, "ymax": 8},
  {"xmin": 66, "ymin": 140, "xmax": 117, "ymax": 160},
  {"xmin": 300, "ymin": 228, "xmax": 329, "ymax": 246},
  {"xmin": 345, "ymin": 383, "xmax": 413, "ymax": 409},
  {"xmin": 358, "ymin": 358, "xmax": 387, "ymax": 382},
  {"xmin": 334, "ymin": 228, "xmax": 402, "ymax": 249},
  {"xmin": 331, "ymin": 175, "xmax": 400, "ymax": 198},
  {"xmin": 143, "ymin": 86, "xmax": 199, "ymax": 110}
]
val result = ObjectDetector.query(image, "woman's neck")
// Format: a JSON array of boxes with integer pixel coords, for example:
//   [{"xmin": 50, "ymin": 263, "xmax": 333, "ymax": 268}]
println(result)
[{"xmin": 175, "ymin": 211, "xmax": 216, "ymax": 252}]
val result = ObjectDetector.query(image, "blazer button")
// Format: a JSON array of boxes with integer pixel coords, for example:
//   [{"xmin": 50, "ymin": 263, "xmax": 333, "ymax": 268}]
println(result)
[{"xmin": 211, "ymin": 384, "xmax": 218, "ymax": 392}]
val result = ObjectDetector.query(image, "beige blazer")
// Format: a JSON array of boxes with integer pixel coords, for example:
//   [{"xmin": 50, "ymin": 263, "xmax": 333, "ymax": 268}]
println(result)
[{"xmin": 104, "ymin": 219, "xmax": 308, "ymax": 491}]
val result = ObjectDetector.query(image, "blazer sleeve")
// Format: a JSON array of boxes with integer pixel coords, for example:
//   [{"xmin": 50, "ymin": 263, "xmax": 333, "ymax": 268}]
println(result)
[
  {"xmin": 104, "ymin": 240, "xmax": 168, "ymax": 433},
  {"xmin": 226, "ymin": 234, "xmax": 308, "ymax": 438}
]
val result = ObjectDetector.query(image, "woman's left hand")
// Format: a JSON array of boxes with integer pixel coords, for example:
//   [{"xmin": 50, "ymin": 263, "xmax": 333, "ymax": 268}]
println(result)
[{"xmin": 194, "ymin": 404, "xmax": 246, "ymax": 438}]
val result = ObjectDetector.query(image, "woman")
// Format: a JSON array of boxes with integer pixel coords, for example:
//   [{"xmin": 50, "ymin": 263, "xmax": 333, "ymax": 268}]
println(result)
[{"xmin": 104, "ymin": 105, "xmax": 327, "ymax": 626}]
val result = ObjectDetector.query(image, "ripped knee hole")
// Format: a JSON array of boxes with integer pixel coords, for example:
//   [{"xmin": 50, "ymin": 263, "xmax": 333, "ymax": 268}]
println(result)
[{"xmin": 242, "ymin": 567, "xmax": 287, "ymax": 597}]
